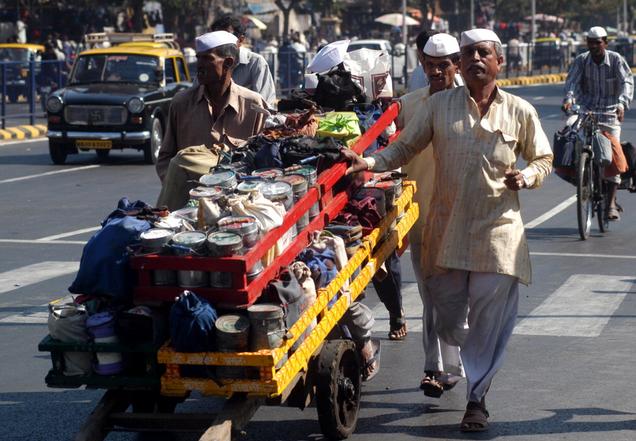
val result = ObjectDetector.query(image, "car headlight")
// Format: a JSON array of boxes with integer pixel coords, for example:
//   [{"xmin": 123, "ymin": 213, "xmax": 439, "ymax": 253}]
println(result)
[
  {"xmin": 127, "ymin": 97, "xmax": 144, "ymax": 114},
  {"xmin": 46, "ymin": 96, "xmax": 63, "ymax": 113}
]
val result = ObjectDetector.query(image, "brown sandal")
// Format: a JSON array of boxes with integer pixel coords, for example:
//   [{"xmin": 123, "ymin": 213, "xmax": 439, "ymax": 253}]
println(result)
[
  {"xmin": 388, "ymin": 322, "xmax": 407, "ymax": 340},
  {"xmin": 460, "ymin": 401, "xmax": 490, "ymax": 432},
  {"xmin": 419, "ymin": 372, "xmax": 444, "ymax": 398}
]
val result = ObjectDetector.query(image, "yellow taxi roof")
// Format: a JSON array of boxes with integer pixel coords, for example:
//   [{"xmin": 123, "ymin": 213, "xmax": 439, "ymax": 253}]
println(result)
[
  {"xmin": 79, "ymin": 46, "xmax": 182, "ymax": 58},
  {"xmin": 0, "ymin": 43, "xmax": 45, "ymax": 51},
  {"xmin": 535, "ymin": 37, "xmax": 560, "ymax": 43},
  {"xmin": 119, "ymin": 42, "xmax": 173, "ymax": 49}
]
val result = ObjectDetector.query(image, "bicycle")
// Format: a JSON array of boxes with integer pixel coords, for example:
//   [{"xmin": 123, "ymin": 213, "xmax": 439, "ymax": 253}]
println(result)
[{"xmin": 565, "ymin": 107, "xmax": 615, "ymax": 240}]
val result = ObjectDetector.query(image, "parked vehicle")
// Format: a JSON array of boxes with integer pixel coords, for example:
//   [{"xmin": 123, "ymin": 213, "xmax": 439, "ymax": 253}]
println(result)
[
  {"xmin": 46, "ymin": 37, "xmax": 191, "ymax": 165},
  {"xmin": 0, "ymin": 43, "xmax": 44, "ymax": 103}
]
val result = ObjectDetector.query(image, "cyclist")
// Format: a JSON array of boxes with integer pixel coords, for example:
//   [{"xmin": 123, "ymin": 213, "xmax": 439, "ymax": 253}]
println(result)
[{"xmin": 563, "ymin": 26, "xmax": 634, "ymax": 221}]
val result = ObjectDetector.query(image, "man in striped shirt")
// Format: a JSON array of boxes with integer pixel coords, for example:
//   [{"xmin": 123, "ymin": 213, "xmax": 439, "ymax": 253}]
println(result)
[{"xmin": 563, "ymin": 26, "xmax": 634, "ymax": 220}]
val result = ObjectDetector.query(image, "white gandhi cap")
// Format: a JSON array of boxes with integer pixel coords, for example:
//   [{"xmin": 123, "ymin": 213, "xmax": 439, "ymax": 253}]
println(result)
[
  {"xmin": 588, "ymin": 26, "xmax": 608, "ymax": 39},
  {"xmin": 195, "ymin": 31, "xmax": 238, "ymax": 54},
  {"xmin": 306, "ymin": 39, "xmax": 350, "ymax": 73},
  {"xmin": 423, "ymin": 33, "xmax": 460, "ymax": 57},
  {"xmin": 460, "ymin": 28, "xmax": 502, "ymax": 48}
]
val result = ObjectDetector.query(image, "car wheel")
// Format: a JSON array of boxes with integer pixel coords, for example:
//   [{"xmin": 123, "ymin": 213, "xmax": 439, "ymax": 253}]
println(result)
[
  {"xmin": 143, "ymin": 117, "xmax": 163, "ymax": 164},
  {"xmin": 96, "ymin": 149, "xmax": 110, "ymax": 163},
  {"xmin": 49, "ymin": 141, "xmax": 68, "ymax": 165}
]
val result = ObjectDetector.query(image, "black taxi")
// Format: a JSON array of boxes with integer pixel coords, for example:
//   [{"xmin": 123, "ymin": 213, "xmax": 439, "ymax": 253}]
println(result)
[{"xmin": 46, "ymin": 40, "xmax": 191, "ymax": 164}]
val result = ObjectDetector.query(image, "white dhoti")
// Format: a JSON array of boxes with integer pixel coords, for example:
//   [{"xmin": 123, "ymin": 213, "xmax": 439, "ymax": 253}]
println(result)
[
  {"xmin": 425, "ymin": 270, "xmax": 519, "ymax": 403},
  {"xmin": 411, "ymin": 243, "xmax": 464, "ymax": 377}
]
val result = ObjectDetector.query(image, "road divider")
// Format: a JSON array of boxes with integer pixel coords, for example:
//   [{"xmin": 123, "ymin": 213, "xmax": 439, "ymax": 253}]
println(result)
[{"xmin": 0, "ymin": 124, "xmax": 46, "ymax": 140}]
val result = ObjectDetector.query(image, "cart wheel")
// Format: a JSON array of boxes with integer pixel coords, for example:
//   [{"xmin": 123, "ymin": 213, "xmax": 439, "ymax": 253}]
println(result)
[{"xmin": 315, "ymin": 339, "xmax": 361, "ymax": 440}]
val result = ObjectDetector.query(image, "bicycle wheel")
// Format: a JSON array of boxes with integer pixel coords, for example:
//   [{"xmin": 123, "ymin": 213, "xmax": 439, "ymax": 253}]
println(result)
[
  {"xmin": 595, "ymin": 165, "xmax": 609, "ymax": 233},
  {"xmin": 576, "ymin": 151, "xmax": 593, "ymax": 240}
]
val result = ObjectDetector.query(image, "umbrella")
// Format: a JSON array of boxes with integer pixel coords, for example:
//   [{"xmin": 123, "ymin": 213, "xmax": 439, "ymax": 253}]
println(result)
[
  {"xmin": 243, "ymin": 15, "xmax": 267, "ymax": 30},
  {"xmin": 306, "ymin": 39, "xmax": 350, "ymax": 74},
  {"xmin": 524, "ymin": 13, "xmax": 564, "ymax": 24},
  {"xmin": 375, "ymin": 13, "xmax": 420, "ymax": 27}
]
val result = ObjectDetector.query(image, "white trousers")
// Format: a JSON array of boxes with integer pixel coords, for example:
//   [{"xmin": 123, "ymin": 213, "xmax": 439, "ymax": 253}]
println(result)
[
  {"xmin": 411, "ymin": 245, "xmax": 463, "ymax": 376},
  {"xmin": 425, "ymin": 270, "xmax": 519, "ymax": 403}
]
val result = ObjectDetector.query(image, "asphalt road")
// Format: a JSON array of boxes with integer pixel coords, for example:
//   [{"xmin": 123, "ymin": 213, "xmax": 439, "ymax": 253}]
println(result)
[{"xmin": 0, "ymin": 84, "xmax": 635, "ymax": 441}]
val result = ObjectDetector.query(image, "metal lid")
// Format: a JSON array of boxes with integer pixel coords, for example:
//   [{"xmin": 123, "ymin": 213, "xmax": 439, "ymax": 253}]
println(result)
[
  {"xmin": 218, "ymin": 216, "xmax": 259, "ymax": 235},
  {"xmin": 215, "ymin": 314, "xmax": 250, "ymax": 334},
  {"xmin": 285, "ymin": 165, "xmax": 317, "ymax": 182},
  {"xmin": 140, "ymin": 228, "xmax": 173, "ymax": 240},
  {"xmin": 172, "ymin": 231, "xmax": 207, "ymax": 247},
  {"xmin": 261, "ymin": 181, "xmax": 292, "ymax": 199},
  {"xmin": 236, "ymin": 180, "xmax": 264, "ymax": 194},
  {"xmin": 199, "ymin": 170, "xmax": 236, "ymax": 187},
  {"xmin": 251, "ymin": 168, "xmax": 284, "ymax": 180},
  {"xmin": 189, "ymin": 186, "xmax": 223, "ymax": 200},
  {"xmin": 247, "ymin": 303, "xmax": 284, "ymax": 319},
  {"xmin": 276, "ymin": 174, "xmax": 307, "ymax": 192},
  {"xmin": 207, "ymin": 231, "xmax": 243, "ymax": 248}
]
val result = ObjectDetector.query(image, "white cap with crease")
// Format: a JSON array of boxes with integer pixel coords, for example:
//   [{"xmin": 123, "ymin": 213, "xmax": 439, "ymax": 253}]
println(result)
[
  {"xmin": 195, "ymin": 31, "xmax": 238, "ymax": 54},
  {"xmin": 460, "ymin": 28, "xmax": 502, "ymax": 48},
  {"xmin": 588, "ymin": 26, "xmax": 608, "ymax": 39},
  {"xmin": 423, "ymin": 33, "xmax": 460, "ymax": 57}
]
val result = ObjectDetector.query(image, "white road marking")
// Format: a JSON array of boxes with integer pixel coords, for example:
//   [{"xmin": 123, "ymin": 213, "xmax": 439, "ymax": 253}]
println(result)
[
  {"xmin": 0, "ymin": 261, "xmax": 79, "ymax": 295},
  {"xmin": 540, "ymin": 113, "xmax": 562, "ymax": 120},
  {"xmin": 530, "ymin": 251, "xmax": 636, "ymax": 260},
  {"xmin": 37, "ymin": 226, "xmax": 99, "ymax": 241},
  {"xmin": 0, "ymin": 165, "xmax": 100, "ymax": 184},
  {"xmin": 371, "ymin": 283, "xmax": 422, "ymax": 333},
  {"xmin": 0, "ymin": 309, "xmax": 48, "ymax": 324},
  {"xmin": 0, "ymin": 239, "xmax": 86, "ymax": 245},
  {"xmin": 514, "ymin": 274, "xmax": 634, "ymax": 337},
  {"xmin": 0, "ymin": 138, "xmax": 45, "ymax": 147},
  {"xmin": 525, "ymin": 195, "xmax": 576, "ymax": 229},
  {"xmin": 533, "ymin": 96, "xmax": 545, "ymax": 100}
]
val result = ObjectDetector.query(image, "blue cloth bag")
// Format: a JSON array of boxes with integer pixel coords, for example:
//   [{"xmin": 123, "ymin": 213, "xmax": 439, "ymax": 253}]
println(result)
[
  {"xmin": 68, "ymin": 198, "xmax": 151, "ymax": 301},
  {"xmin": 169, "ymin": 291, "xmax": 218, "ymax": 352}
]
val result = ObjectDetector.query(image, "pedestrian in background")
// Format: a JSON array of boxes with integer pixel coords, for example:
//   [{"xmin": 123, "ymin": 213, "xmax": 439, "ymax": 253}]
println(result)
[{"xmin": 398, "ymin": 32, "xmax": 465, "ymax": 398}]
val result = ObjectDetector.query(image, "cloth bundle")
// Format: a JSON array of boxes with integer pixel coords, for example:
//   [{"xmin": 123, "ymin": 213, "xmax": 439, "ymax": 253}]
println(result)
[{"xmin": 316, "ymin": 112, "xmax": 362, "ymax": 141}]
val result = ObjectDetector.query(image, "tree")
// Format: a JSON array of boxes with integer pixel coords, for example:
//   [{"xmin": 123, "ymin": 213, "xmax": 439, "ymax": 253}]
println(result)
[{"xmin": 275, "ymin": 0, "xmax": 301, "ymax": 38}]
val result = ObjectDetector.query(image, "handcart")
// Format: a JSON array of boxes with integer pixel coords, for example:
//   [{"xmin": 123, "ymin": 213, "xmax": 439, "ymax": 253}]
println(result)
[{"xmin": 39, "ymin": 103, "xmax": 418, "ymax": 441}]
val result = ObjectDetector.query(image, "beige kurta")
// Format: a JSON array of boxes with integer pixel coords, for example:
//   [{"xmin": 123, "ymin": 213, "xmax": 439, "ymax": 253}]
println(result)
[
  {"xmin": 372, "ymin": 86, "xmax": 553, "ymax": 285},
  {"xmin": 398, "ymin": 87, "xmax": 434, "ymax": 253}
]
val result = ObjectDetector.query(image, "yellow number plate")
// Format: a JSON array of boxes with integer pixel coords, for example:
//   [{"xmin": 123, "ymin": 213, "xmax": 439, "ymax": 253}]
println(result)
[{"xmin": 76, "ymin": 140, "xmax": 112, "ymax": 149}]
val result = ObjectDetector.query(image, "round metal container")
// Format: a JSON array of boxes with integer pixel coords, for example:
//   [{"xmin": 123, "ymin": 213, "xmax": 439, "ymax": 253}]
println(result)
[
  {"xmin": 152, "ymin": 269, "xmax": 177, "ymax": 286},
  {"xmin": 171, "ymin": 231, "xmax": 207, "ymax": 254},
  {"xmin": 171, "ymin": 231, "xmax": 208, "ymax": 288},
  {"xmin": 207, "ymin": 232, "xmax": 243, "ymax": 289},
  {"xmin": 170, "ymin": 207, "xmax": 198, "ymax": 225},
  {"xmin": 189, "ymin": 186, "xmax": 223, "ymax": 201},
  {"xmin": 284, "ymin": 165, "xmax": 317, "ymax": 184},
  {"xmin": 247, "ymin": 260, "xmax": 264, "ymax": 282},
  {"xmin": 261, "ymin": 181, "xmax": 293, "ymax": 210},
  {"xmin": 217, "ymin": 216, "xmax": 259, "ymax": 249},
  {"xmin": 251, "ymin": 168, "xmax": 283, "ymax": 180},
  {"xmin": 285, "ymin": 165, "xmax": 319, "ymax": 218},
  {"xmin": 206, "ymin": 231, "xmax": 243, "ymax": 256},
  {"xmin": 236, "ymin": 180, "xmax": 265, "ymax": 195},
  {"xmin": 276, "ymin": 175, "xmax": 309, "ymax": 232},
  {"xmin": 367, "ymin": 174, "xmax": 403, "ymax": 210},
  {"xmin": 140, "ymin": 228, "xmax": 173, "ymax": 253},
  {"xmin": 247, "ymin": 304, "xmax": 285, "ymax": 351},
  {"xmin": 215, "ymin": 314, "xmax": 250, "ymax": 379},
  {"xmin": 199, "ymin": 170, "xmax": 237, "ymax": 189}
]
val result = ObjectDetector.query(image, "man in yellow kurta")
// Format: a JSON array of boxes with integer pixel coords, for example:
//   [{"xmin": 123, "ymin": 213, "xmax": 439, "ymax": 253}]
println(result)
[
  {"xmin": 399, "ymin": 33, "xmax": 465, "ymax": 399},
  {"xmin": 343, "ymin": 29, "xmax": 553, "ymax": 432}
]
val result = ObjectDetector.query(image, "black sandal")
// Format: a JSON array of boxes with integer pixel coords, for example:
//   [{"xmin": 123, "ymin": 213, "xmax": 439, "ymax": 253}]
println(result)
[{"xmin": 419, "ymin": 371, "xmax": 444, "ymax": 398}]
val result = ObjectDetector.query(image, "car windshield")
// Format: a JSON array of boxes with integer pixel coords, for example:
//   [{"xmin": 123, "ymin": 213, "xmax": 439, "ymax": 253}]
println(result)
[
  {"xmin": 348, "ymin": 43, "xmax": 383, "ymax": 51},
  {"xmin": 70, "ymin": 54, "xmax": 160, "ymax": 84},
  {"xmin": 0, "ymin": 48, "xmax": 30, "ymax": 62}
]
